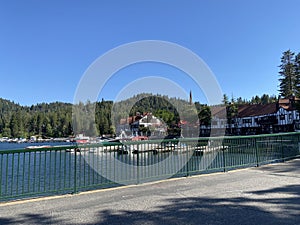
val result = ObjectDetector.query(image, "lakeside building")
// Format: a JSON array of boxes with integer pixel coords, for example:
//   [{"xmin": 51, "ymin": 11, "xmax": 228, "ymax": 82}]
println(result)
[
  {"xmin": 117, "ymin": 113, "xmax": 167, "ymax": 137},
  {"xmin": 205, "ymin": 96, "xmax": 300, "ymax": 136}
]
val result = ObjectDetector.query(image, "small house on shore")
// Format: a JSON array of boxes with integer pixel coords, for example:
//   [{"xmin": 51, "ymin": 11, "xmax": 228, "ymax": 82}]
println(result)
[{"xmin": 117, "ymin": 113, "xmax": 167, "ymax": 137}]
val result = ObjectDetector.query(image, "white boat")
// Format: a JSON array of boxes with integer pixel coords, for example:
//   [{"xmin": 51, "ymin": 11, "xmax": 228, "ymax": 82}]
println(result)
[
  {"xmin": 74, "ymin": 134, "xmax": 90, "ymax": 144},
  {"xmin": 26, "ymin": 145, "xmax": 51, "ymax": 149}
]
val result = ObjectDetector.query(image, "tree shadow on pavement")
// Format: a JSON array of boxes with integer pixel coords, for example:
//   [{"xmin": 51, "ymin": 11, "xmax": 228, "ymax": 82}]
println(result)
[
  {"xmin": 256, "ymin": 158, "xmax": 300, "ymax": 174},
  {"xmin": 0, "ymin": 184, "xmax": 299, "ymax": 225},
  {"xmin": 93, "ymin": 184, "xmax": 300, "ymax": 225},
  {"xmin": 0, "ymin": 213, "xmax": 67, "ymax": 225}
]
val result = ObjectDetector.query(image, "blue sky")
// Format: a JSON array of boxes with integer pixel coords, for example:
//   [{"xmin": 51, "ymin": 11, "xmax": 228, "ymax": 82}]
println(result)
[{"xmin": 1, "ymin": 0, "xmax": 300, "ymax": 106}]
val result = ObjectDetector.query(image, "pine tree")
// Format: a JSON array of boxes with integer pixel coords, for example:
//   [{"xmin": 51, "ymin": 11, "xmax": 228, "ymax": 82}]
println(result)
[
  {"xmin": 278, "ymin": 50, "xmax": 298, "ymax": 97},
  {"xmin": 198, "ymin": 105, "xmax": 211, "ymax": 126},
  {"xmin": 222, "ymin": 94, "xmax": 229, "ymax": 105},
  {"xmin": 295, "ymin": 53, "xmax": 300, "ymax": 95}
]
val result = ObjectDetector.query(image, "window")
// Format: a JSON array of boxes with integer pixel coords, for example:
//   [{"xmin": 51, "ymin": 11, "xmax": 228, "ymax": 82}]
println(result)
[
  {"xmin": 242, "ymin": 119, "xmax": 251, "ymax": 124},
  {"xmin": 211, "ymin": 120, "xmax": 218, "ymax": 126}
]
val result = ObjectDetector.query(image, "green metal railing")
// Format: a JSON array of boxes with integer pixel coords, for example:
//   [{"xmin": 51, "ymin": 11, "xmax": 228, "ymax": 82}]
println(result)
[{"xmin": 1, "ymin": 132, "xmax": 300, "ymax": 202}]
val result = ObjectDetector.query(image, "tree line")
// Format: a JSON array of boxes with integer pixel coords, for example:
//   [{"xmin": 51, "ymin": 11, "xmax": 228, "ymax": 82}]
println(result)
[
  {"xmin": 0, "ymin": 93, "xmax": 280, "ymax": 139},
  {"xmin": 0, "ymin": 99, "xmax": 73, "ymax": 138}
]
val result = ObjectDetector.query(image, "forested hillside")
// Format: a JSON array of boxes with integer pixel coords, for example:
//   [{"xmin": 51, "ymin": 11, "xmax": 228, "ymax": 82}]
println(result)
[
  {"xmin": 0, "ymin": 98, "xmax": 73, "ymax": 138},
  {"xmin": 0, "ymin": 93, "xmax": 209, "ymax": 138}
]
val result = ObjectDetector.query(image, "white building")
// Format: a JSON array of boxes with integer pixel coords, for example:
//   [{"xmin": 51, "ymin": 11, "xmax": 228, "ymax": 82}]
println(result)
[
  {"xmin": 205, "ymin": 97, "xmax": 300, "ymax": 135},
  {"xmin": 231, "ymin": 97, "xmax": 300, "ymax": 135}
]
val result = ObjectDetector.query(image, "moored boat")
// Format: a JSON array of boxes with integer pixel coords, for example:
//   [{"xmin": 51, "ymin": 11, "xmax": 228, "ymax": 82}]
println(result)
[
  {"xmin": 25, "ymin": 145, "xmax": 51, "ymax": 149},
  {"xmin": 74, "ymin": 134, "xmax": 90, "ymax": 144}
]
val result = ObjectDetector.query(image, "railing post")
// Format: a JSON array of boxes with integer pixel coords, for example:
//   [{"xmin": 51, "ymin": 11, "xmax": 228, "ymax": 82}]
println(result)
[
  {"xmin": 0, "ymin": 154, "xmax": 2, "ymax": 198},
  {"xmin": 136, "ymin": 144, "xmax": 139, "ymax": 185},
  {"xmin": 73, "ymin": 146, "xmax": 77, "ymax": 194},
  {"xmin": 298, "ymin": 133, "xmax": 300, "ymax": 157},
  {"xmin": 186, "ymin": 144, "xmax": 189, "ymax": 177},
  {"xmin": 10, "ymin": 153, "xmax": 15, "ymax": 196},
  {"xmin": 222, "ymin": 142, "xmax": 226, "ymax": 172},
  {"xmin": 280, "ymin": 135, "xmax": 284, "ymax": 162},
  {"xmin": 255, "ymin": 138, "xmax": 259, "ymax": 167}
]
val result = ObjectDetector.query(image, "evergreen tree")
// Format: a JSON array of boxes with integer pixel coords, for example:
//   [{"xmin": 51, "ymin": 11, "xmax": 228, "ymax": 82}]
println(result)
[
  {"xmin": 278, "ymin": 50, "xmax": 298, "ymax": 97},
  {"xmin": 222, "ymin": 94, "xmax": 229, "ymax": 105},
  {"xmin": 198, "ymin": 105, "xmax": 211, "ymax": 126},
  {"xmin": 295, "ymin": 52, "xmax": 300, "ymax": 94}
]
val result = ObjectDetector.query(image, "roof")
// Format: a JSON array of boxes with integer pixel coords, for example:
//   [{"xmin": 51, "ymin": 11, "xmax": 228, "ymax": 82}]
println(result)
[
  {"xmin": 278, "ymin": 98, "xmax": 291, "ymax": 110},
  {"xmin": 119, "ymin": 115, "xmax": 142, "ymax": 125},
  {"xmin": 210, "ymin": 106, "xmax": 226, "ymax": 118},
  {"xmin": 278, "ymin": 99, "xmax": 290, "ymax": 104},
  {"xmin": 278, "ymin": 97, "xmax": 300, "ymax": 111},
  {"xmin": 278, "ymin": 98, "xmax": 299, "ymax": 111},
  {"xmin": 237, "ymin": 103, "xmax": 278, "ymax": 117}
]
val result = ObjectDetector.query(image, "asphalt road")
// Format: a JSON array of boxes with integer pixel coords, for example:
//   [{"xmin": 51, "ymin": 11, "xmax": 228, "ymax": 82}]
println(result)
[{"xmin": 0, "ymin": 159, "xmax": 299, "ymax": 225}]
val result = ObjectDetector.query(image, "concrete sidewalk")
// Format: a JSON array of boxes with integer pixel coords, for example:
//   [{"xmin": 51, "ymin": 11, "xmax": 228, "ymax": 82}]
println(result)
[{"xmin": 0, "ymin": 159, "xmax": 299, "ymax": 225}]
